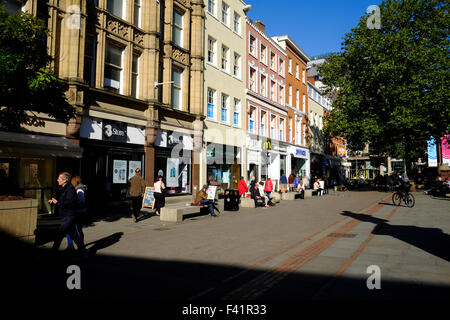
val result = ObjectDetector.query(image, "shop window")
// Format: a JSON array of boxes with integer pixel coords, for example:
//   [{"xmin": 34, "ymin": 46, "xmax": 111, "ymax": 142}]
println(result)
[{"xmin": 155, "ymin": 148, "xmax": 191, "ymax": 195}]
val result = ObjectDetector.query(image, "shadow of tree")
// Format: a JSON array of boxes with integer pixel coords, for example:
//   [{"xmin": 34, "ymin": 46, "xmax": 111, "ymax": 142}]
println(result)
[{"xmin": 341, "ymin": 211, "xmax": 450, "ymax": 261}]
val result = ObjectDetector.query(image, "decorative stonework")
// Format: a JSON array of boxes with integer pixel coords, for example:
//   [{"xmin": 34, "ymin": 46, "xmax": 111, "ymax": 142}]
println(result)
[
  {"xmin": 172, "ymin": 49, "xmax": 188, "ymax": 64},
  {"xmin": 134, "ymin": 31, "xmax": 144, "ymax": 46},
  {"xmin": 176, "ymin": 0, "xmax": 188, "ymax": 7},
  {"xmin": 107, "ymin": 17, "xmax": 129, "ymax": 39}
]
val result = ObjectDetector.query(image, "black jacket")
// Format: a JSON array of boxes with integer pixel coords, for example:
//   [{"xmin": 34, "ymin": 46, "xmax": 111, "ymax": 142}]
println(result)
[{"xmin": 56, "ymin": 183, "xmax": 77, "ymax": 218}]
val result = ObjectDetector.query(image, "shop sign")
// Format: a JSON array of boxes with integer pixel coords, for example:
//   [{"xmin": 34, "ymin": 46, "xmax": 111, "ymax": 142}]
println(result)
[
  {"xmin": 337, "ymin": 147, "xmax": 346, "ymax": 157},
  {"xmin": 103, "ymin": 120, "xmax": 127, "ymax": 143},
  {"xmin": 296, "ymin": 149, "xmax": 307, "ymax": 157},
  {"xmin": 262, "ymin": 139, "xmax": 272, "ymax": 151},
  {"xmin": 427, "ymin": 138, "xmax": 437, "ymax": 167},
  {"xmin": 155, "ymin": 130, "xmax": 193, "ymax": 150},
  {"xmin": 442, "ymin": 134, "xmax": 450, "ymax": 165}
]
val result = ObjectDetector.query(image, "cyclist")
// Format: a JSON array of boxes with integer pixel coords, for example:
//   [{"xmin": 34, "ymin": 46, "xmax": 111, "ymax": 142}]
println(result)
[{"xmin": 398, "ymin": 172, "xmax": 411, "ymax": 199}]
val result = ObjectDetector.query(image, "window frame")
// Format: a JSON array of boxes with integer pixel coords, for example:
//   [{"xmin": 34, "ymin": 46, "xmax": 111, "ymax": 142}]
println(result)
[
  {"xmin": 104, "ymin": 41, "xmax": 124, "ymax": 94},
  {"xmin": 221, "ymin": 93, "xmax": 229, "ymax": 123},
  {"xmin": 221, "ymin": 1, "xmax": 229, "ymax": 26},
  {"xmin": 207, "ymin": 37, "xmax": 216, "ymax": 65},
  {"xmin": 173, "ymin": 9, "xmax": 184, "ymax": 48},
  {"xmin": 171, "ymin": 66, "xmax": 183, "ymax": 110},
  {"xmin": 131, "ymin": 52, "xmax": 140, "ymax": 98},
  {"xmin": 207, "ymin": 87, "xmax": 216, "ymax": 120}
]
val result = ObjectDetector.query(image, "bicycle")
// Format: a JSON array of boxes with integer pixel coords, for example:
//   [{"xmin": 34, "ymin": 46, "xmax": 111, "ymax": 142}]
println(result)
[{"xmin": 392, "ymin": 188, "xmax": 415, "ymax": 208}]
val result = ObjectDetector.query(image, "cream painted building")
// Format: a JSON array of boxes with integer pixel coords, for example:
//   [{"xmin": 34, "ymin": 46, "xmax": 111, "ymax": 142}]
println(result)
[{"xmin": 202, "ymin": 0, "xmax": 248, "ymax": 191}]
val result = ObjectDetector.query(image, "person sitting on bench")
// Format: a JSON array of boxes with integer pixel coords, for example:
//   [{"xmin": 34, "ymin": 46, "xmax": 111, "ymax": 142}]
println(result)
[
  {"xmin": 193, "ymin": 185, "xmax": 218, "ymax": 217},
  {"xmin": 296, "ymin": 178, "xmax": 306, "ymax": 199},
  {"xmin": 250, "ymin": 180, "xmax": 267, "ymax": 207}
]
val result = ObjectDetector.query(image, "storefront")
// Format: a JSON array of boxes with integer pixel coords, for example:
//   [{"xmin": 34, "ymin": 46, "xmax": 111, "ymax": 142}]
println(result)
[
  {"xmin": 206, "ymin": 143, "xmax": 241, "ymax": 193},
  {"xmin": 247, "ymin": 134, "xmax": 262, "ymax": 181},
  {"xmin": 154, "ymin": 129, "xmax": 193, "ymax": 195},
  {"xmin": 287, "ymin": 146, "xmax": 309, "ymax": 180},
  {"xmin": 80, "ymin": 117, "xmax": 145, "ymax": 202},
  {"xmin": 0, "ymin": 131, "xmax": 83, "ymax": 213}
]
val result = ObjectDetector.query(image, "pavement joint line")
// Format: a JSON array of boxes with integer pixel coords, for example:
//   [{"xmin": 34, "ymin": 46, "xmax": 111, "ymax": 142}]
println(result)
[
  {"xmin": 311, "ymin": 205, "xmax": 399, "ymax": 300},
  {"xmin": 219, "ymin": 196, "xmax": 392, "ymax": 300}
]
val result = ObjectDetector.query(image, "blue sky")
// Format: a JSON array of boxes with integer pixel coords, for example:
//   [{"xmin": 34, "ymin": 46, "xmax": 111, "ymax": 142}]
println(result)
[{"xmin": 246, "ymin": 0, "xmax": 382, "ymax": 58}]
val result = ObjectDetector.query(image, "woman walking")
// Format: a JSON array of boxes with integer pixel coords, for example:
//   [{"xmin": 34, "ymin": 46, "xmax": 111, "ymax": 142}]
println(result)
[{"xmin": 154, "ymin": 175, "xmax": 165, "ymax": 216}]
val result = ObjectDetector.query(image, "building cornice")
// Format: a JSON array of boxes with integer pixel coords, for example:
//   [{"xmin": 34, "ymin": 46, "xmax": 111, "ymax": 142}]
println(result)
[{"xmin": 273, "ymin": 35, "xmax": 311, "ymax": 63}]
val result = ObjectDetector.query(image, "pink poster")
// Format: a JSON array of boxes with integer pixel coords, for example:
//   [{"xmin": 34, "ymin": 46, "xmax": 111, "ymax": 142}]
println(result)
[{"xmin": 442, "ymin": 134, "xmax": 450, "ymax": 165}]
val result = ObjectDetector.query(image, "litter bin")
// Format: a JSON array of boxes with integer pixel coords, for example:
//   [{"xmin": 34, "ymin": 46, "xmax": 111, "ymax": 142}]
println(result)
[{"xmin": 224, "ymin": 189, "xmax": 239, "ymax": 211}]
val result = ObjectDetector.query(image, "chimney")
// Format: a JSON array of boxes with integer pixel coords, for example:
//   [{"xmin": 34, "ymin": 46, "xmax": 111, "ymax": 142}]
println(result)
[{"xmin": 254, "ymin": 20, "xmax": 265, "ymax": 32}]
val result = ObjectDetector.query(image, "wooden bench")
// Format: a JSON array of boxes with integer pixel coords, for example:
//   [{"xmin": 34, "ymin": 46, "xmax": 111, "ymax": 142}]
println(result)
[{"xmin": 160, "ymin": 202, "xmax": 221, "ymax": 222}]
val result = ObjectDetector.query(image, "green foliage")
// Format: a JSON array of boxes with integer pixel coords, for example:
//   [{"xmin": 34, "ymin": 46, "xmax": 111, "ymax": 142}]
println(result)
[
  {"xmin": 0, "ymin": 5, "xmax": 75, "ymax": 131},
  {"xmin": 319, "ymin": 0, "xmax": 450, "ymax": 170}
]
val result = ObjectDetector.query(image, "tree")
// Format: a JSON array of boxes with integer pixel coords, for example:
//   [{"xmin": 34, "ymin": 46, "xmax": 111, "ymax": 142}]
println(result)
[
  {"xmin": 319, "ymin": 0, "xmax": 449, "ymax": 175},
  {"xmin": 0, "ymin": 5, "xmax": 75, "ymax": 131}
]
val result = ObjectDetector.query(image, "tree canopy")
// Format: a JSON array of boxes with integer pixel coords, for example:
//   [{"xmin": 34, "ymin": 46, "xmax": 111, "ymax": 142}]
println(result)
[
  {"xmin": 0, "ymin": 5, "xmax": 75, "ymax": 131},
  {"xmin": 319, "ymin": 0, "xmax": 449, "ymax": 170}
]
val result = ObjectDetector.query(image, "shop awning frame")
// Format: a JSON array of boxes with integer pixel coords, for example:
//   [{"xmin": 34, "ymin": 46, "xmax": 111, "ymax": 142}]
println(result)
[{"xmin": 0, "ymin": 131, "xmax": 83, "ymax": 158}]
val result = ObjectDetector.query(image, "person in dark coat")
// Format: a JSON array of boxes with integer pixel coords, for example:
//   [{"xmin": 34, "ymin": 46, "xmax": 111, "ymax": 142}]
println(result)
[
  {"xmin": 250, "ymin": 180, "xmax": 265, "ymax": 207},
  {"xmin": 49, "ymin": 172, "xmax": 85, "ymax": 252}
]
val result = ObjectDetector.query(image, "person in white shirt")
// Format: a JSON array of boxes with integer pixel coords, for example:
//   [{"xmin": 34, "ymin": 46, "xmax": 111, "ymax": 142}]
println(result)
[
  {"xmin": 154, "ymin": 175, "xmax": 165, "ymax": 216},
  {"xmin": 318, "ymin": 178, "xmax": 325, "ymax": 196},
  {"xmin": 258, "ymin": 182, "xmax": 270, "ymax": 208}
]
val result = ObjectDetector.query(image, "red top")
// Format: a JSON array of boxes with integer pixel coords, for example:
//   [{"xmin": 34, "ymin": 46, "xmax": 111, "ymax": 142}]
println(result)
[
  {"xmin": 238, "ymin": 179, "xmax": 248, "ymax": 195},
  {"xmin": 264, "ymin": 179, "xmax": 273, "ymax": 192}
]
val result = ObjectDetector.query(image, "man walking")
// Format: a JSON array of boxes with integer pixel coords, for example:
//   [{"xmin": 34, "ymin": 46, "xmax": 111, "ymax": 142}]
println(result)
[
  {"xmin": 49, "ymin": 172, "xmax": 85, "ymax": 253},
  {"xmin": 128, "ymin": 168, "xmax": 146, "ymax": 222}
]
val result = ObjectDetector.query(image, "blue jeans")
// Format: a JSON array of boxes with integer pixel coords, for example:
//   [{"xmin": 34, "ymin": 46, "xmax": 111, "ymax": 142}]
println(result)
[
  {"xmin": 265, "ymin": 192, "xmax": 272, "ymax": 204},
  {"xmin": 200, "ymin": 199, "xmax": 215, "ymax": 216}
]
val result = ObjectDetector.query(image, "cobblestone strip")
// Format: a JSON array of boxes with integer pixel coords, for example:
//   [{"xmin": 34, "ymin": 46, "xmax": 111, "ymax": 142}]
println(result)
[{"xmin": 221, "ymin": 200, "xmax": 389, "ymax": 300}]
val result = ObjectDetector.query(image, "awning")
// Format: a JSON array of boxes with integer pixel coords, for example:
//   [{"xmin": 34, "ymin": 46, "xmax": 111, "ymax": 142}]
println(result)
[{"xmin": 0, "ymin": 131, "xmax": 83, "ymax": 158}]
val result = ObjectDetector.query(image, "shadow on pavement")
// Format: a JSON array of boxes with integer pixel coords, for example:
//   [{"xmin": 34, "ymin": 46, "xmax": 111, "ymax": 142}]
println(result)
[
  {"xmin": 1, "ymin": 230, "xmax": 449, "ymax": 307},
  {"xmin": 342, "ymin": 211, "xmax": 450, "ymax": 261},
  {"xmin": 85, "ymin": 232, "xmax": 124, "ymax": 256}
]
